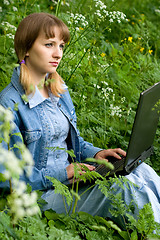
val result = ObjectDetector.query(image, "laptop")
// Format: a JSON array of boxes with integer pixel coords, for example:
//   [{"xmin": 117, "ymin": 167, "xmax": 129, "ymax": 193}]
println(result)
[{"xmin": 65, "ymin": 82, "xmax": 160, "ymax": 185}]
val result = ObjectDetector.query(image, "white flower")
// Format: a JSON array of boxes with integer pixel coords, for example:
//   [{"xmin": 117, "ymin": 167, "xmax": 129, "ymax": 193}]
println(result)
[
  {"xmin": 106, "ymin": 87, "xmax": 113, "ymax": 92},
  {"xmin": 16, "ymin": 207, "xmax": 25, "ymax": 218},
  {"xmin": 1, "ymin": 21, "xmax": 16, "ymax": 32},
  {"xmin": 31, "ymin": 205, "xmax": 39, "ymax": 215},
  {"xmin": 0, "ymin": 148, "xmax": 23, "ymax": 179},
  {"xmin": 121, "ymin": 97, "xmax": 126, "ymax": 103},
  {"xmin": 0, "ymin": 7, "xmax": 2, "ymax": 12},
  {"xmin": 110, "ymin": 104, "xmax": 122, "ymax": 117},
  {"xmin": 13, "ymin": 6, "xmax": 18, "ymax": 12},
  {"xmin": 13, "ymin": 180, "xmax": 27, "ymax": 195},
  {"xmin": 14, "ymin": 198, "xmax": 23, "ymax": 208},
  {"xmin": 102, "ymin": 81, "xmax": 108, "ymax": 86},
  {"xmin": 4, "ymin": 0, "xmax": 10, "ymax": 5},
  {"xmin": 3, "ymin": 170, "xmax": 11, "ymax": 179},
  {"xmin": 0, "ymin": 105, "xmax": 13, "ymax": 122},
  {"xmin": 155, "ymin": 9, "xmax": 160, "ymax": 14},
  {"xmin": 6, "ymin": 33, "xmax": 14, "ymax": 39}
]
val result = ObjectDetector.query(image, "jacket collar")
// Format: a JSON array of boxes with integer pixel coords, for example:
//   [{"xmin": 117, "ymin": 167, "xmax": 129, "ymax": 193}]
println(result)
[{"xmin": 11, "ymin": 66, "xmax": 60, "ymax": 108}]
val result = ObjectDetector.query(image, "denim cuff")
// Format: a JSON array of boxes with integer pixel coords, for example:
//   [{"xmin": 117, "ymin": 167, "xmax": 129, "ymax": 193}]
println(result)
[{"xmin": 45, "ymin": 167, "xmax": 68, "ymax": 188}]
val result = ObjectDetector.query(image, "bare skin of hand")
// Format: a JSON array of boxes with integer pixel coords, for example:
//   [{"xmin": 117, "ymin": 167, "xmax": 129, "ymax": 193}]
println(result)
[
  {"xmin": 66, "ymin": 163, "xmax": 95, "ymax": 179},
  {"xmin": 94, "ymin": 148, "xmax": 126, "ymax": 161},
  {"xmin": 66, "ymin": 148, "xmax": 126, "ymax": 179}
]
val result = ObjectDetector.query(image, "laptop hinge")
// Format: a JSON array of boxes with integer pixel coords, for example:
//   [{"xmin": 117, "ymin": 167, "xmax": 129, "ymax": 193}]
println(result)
[{"xmin": 125, "ymin": 146, "xmax": 154, "ymax": 173}]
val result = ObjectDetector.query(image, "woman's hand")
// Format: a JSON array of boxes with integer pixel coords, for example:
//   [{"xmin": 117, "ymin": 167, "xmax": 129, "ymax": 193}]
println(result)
[
  {"xmin": 66, "ymin": 163, "xmax": 95, "ymax": 179},
  {"xmin": 94, "ymin": 148, "xmax": 126, "ymax": 161}
]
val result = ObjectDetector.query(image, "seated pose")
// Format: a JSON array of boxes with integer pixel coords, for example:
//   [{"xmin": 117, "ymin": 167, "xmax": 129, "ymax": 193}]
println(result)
[{"xmin": 0, "ymin": 12, "xmax": 160, "ymax": 225}]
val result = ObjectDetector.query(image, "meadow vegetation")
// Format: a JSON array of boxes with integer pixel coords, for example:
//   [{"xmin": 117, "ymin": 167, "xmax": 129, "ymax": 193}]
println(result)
[{"xmin": 1, "ymin": 0, "xmax": 160, "ymax": 239}]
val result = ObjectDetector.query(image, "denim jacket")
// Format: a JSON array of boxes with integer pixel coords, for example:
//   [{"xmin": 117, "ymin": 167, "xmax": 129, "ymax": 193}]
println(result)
[{"xmin": 0, "ymin": 67, "xmax": 101, "ymax": 190}]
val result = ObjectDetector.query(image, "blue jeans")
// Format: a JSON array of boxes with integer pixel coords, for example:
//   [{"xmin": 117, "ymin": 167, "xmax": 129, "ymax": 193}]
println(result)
[{"xmin": 42, "ymin": 163, "xmax": 160, "ymax": 224}]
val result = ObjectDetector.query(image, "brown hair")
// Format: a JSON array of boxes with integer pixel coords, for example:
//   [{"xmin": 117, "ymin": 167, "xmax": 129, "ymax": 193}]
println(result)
[{"xmin": 14, "ymin": 12, "xmax": 70, "ymax": 96}]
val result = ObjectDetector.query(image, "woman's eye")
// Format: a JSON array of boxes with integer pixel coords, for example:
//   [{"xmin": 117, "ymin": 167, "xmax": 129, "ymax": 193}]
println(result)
[
  {"xmin": 60, "ymin": 44, "xmax": 65, "ymax": 50},
  {"xmin": 45, "ymin": 43, "xmax": 53, "ymax": 47}
]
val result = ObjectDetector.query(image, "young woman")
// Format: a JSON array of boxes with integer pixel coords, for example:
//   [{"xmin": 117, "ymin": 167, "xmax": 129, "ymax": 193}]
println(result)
[{"xmin": 0, "ymin": 12, "xmax": 160, "ymax": 224}]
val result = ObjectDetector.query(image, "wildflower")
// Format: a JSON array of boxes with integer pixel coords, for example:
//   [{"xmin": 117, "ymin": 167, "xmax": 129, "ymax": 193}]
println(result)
[
  {"xmin": 0, "ymin": 7, "xmax": 2, "ymax": 12},
  {"xmin": 0, "ymin": 105, "xmax": 13, "ymax": 122},
  {"xmin": 12, "ymin": 180, "xmax": 27, "ymax": 195},
  {"xmin": 4, "ymin": 0, "xmax": 9, "ymax": 5},
  {"xmin": 68, "ymin": 13, "xmax": 88, "ymax": 28},
  {"xmin": 127, "ymin": 107, "xmax": 132, "ymax": 115},
  {"xmin": 6, "ymin": 33, "xmax": 14, "ymax": 39},
  {"xmin": 79, "ymin": 27, "xmax": 84, "ymax": 30},
  {"xmin": 109, "ymin": 104, "xmax": 122, "ymax": 117},
  {"xmin": 1, "ymin": 21, "xmax": 17, "ymax": 32},
  {"xmin": 101, "ymin": 52, "xmax": 106, "ymax": 57},
  {"xmin": 102, "ymin": 81, "xmax": 108, "ymax": 86},
  {"xmin": 13, "ymin": 6, "xmax": 18, "ymax": 11},
  {"xmin": 148, "ymin": 49, "xmax": 153, "ymax": 55},
  {"xmin": 155, "ymin": 9, "xmax": 160, "ymax": 14},
  {"xmin": 50, "ymin": 5, "xmax": 54, "ymax": 10},
  {"xmin": 8, "ymin": 190, "xmax": 39, "ymax": 221},
  {"xmin": 140, "ymin": 47, "xmax": 144, "ymax": 53},
  {"xmin": 128, "ymin": 36, "xmax": 133, "ymax": 42},
  {"xmin": 121, "ymin": 97, "xmax": 126, "ymax": 103},
  {"xmin": 0, "ymin": 148, "xmax": 23, "ymax": 179},
  {"xmin": 131, "ymin": 22, "xmax": 135, "ymax": 25}
]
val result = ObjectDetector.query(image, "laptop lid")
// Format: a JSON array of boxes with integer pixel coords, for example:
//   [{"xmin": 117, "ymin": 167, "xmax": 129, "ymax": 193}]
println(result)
[{"xmin": 125, "ymin": 82, "xmax": 160, "ymax": 173}]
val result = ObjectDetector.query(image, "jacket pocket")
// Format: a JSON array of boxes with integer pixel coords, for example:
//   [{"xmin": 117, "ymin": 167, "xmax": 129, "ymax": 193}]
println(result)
[{"xmin": 22, "ymin": 130, "xmax": 41, "ymax": 144}]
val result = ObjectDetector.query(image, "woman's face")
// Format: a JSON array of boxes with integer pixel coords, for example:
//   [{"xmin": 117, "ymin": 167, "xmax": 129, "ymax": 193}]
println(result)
[{"xmin": 25, "ymin": 26, "xmax": 65, "ymax": 82}]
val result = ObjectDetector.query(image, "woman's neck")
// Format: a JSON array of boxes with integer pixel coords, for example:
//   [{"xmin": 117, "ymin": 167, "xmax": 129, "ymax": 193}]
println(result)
[{"xmin": 38, "ymin": 85, "xmax": 49, "ymax": 98}]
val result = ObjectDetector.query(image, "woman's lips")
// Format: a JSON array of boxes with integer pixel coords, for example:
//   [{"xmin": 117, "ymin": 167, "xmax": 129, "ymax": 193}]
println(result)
[{"xmin": 50, "ymin": 62, "xmax": 58, "ymax": 67}]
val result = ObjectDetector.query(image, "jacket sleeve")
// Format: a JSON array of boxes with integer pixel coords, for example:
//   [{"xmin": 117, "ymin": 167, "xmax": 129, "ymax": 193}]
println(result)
[
  {"xmin": 79, "ymin": 134, "xmax": 102, "ymax": 161},
  {"xmin": 0, "ymin": 119, "xmax": 68, "ymax": 191},
  {"xmin": 0, "ymin": 96, "xmax": 68, "ymax": 191}
]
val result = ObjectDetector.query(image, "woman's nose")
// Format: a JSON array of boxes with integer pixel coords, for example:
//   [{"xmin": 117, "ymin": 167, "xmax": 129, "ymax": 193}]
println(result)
[{"xmin": 52, "ymin": 46, "xmax": 62, "ymax": 59}]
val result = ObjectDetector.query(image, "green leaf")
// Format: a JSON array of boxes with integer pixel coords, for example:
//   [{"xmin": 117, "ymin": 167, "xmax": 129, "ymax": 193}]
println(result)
[
  {"xmin": 44, "ymin": 210, "xmax": 59, "ymax": 221},
  {"xmin": 130, "ymin": 230, "xmax": 138, "ymax": 240},
  {"xmin": 45, "ymin": 177, "xmax": 72, "ymax": 206},
  {"xmin": 119, "ymin": 230, "xmax": 130, "ymax": 240}
]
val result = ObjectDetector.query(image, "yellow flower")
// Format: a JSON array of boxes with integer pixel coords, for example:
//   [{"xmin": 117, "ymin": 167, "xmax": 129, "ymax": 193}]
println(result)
[
  {"xmin": 101, "ymin": 53, "xmax": 106, "ymax": 57},
  {"xmin": 50, "ymin": 5, "xmax": 54, "ymax": 10},
  {"xmin": 79, "ymin": 27, "xmax": 84, "ymax": 30},
  {"xmin": 140, "ymin": 47, "xmax": 144, "ymax": 53},
  {"xmin": 128, "ymin": 37, "xmax": 133, "ymax": 43},
  {"xmin": 138, "ymin": 37, "xmax": 141, "ymax": 40},
  {"xmin": 148, "ymin": 49, "xmax": 153, "ymax": 55},
  {"xmin": 131, "ymin": 22, "xmax": 135, "ymax": 25},
  {"xmin": 132, "ymin": 15, "xmax": 135, "ymax": 18}
]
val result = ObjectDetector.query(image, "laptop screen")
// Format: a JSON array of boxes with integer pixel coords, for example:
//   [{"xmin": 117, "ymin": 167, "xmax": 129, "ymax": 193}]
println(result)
[{"xmin": 125, "ymin": 82, "xmax": 160, "ymax": 172}]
